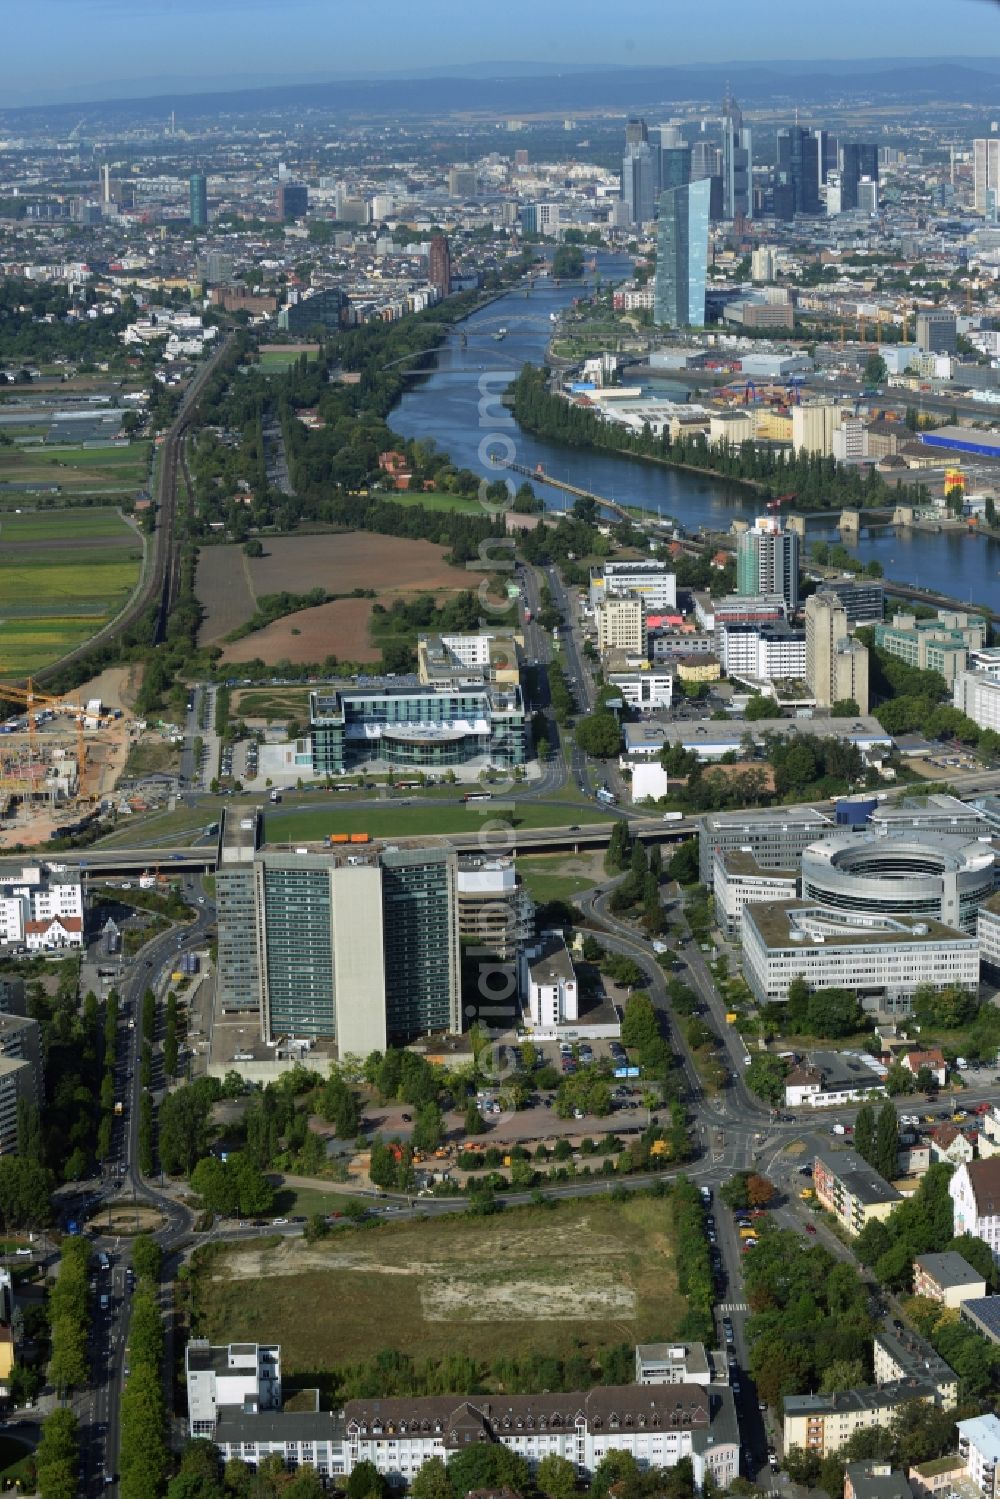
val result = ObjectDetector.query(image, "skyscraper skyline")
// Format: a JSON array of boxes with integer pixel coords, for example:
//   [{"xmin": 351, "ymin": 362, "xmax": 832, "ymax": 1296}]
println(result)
[
  {"xmin": 653, "ymin": 177, "xmax": 711, "ymax": 328},
  {"xmin": 721, "ymin": 89, "xmax": 752, "ymax": 219},
  {"xmin": 189, "ymin": 171, "xmax": 208, "ymax": 228}
]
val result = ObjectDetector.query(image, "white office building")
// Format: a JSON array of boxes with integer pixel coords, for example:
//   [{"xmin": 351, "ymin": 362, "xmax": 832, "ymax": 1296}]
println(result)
[
  {"xmin": 712, "ymin": 849, "xmax": 799, "ymax": 937},
  {"xmin": 954, "ymin": 670, "xmax": 1000, "ymax": 732},
  {"xmin": 186, "ymin": 1341, "xmax": 282, "ymax": 1437},
  {"xmin": 591, "ymin": 561, "xmax": 677, "ymax": 612},
  {"xmin": 520, "ymin": 933, "xmax": 578, "ymax": 1028},
  {"xmin": 741, "ymin": 901, "xmax": 979, "ymax": 1014},
  {"xmin": 609, "ymin": 670, "xmax": 674, "ymax": 710}
]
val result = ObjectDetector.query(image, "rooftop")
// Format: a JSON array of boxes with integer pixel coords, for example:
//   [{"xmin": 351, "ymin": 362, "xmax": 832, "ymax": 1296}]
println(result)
[
  {"xmin": 959, "ymin": 1298, "xmax": 1000, "ymax": 1346},
  {"xmin": 745, "ymin": 901, "xmax": 971, "ymax": 952},
  {"xmin": 875, "ymin": 1325, "xmax": 956, "ymax": 1388},
  {"xmin": 784, "ymin": 1380, "xmax": 934, "ymax": 1418},
  {"xmin": 815, "ymin": 1149, "xmax": 902, "ymax": 1208},
  {"xmin": 956, "ymin": 1413, "xmax": 1000, "ymax": 1462},
  {"xmin": 913, "ymin": 1251, "xmax": 986, "ymax": 1292}
]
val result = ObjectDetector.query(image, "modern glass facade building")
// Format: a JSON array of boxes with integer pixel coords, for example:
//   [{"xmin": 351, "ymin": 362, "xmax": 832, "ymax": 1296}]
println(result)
[
  {"xmin": 381, "ymin": 848, "xmax": 461, "ymax": 1040},
  {"xmin": 189, "ymin": 173, "xmax": 208, "ymax": 228},
  {"xmin": 239, "ymin": 836, "xmax": 461, "ymax": 1049},
  {"xmin": 309, "ymin": 683, "xmax": 526, "ymax": 774},
  {"xmin": 736, "ymin": 516, "xmax": 800, "ymax": 612},
  {"xmin": 653, "ymin": 179, "xmax": 711, "ymax": 328}
]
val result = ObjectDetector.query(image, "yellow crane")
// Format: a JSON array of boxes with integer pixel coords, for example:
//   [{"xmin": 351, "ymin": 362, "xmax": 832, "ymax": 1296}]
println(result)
[{"xmin": 0, "ymin": 679, "xmax": 110, "ymax": 805}]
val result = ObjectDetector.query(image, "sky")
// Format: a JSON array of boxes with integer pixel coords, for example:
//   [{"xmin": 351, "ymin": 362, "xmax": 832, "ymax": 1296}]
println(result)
[{"xmin": 4, "ymin": 0, "xmax": 1000, "ymax": 106}]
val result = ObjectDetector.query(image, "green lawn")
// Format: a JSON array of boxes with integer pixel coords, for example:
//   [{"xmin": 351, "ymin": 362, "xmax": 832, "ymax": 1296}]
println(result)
[
  {"xmin": 0, "ymin": 440, "xmax": 150, "ymax": 490},
  {"xmin": 515, "ymin": 854, "xmax": 600, "ymax": 904},
  {"xmin": 265, "ymin": 800, "xmax": 611, "ymax": 843},
  {"xmin": 190, "ymin": 1194, "xmax": 687, "ymax": 1375},
  {"xmin": 270, "ymin": 1184, "xmax": 373, "ymax": 1217},
  {"xmin": 0, "ymin": 1433, "xmax": 34, "ymax": 1482},
  {"xmin": 385, "ymin": 491, "xmax": 486, "ymax": 514}
]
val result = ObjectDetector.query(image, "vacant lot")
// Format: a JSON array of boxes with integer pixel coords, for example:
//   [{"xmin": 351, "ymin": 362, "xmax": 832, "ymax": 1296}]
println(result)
[
  {"xmin": 0, "ymin": 508, "xmax": 142, "ymax": 676},
  {"xmin": 197, "ymin": 533, "xmax": 476, "ymax": 650},
  {"xmin": 191, "ymin": 1195, "xmax": 685, "ymax": 1373},
  {"xmin": 234, "ymin": 687, "xmax": 313, "ymax": 721},
  {"xmin": 221, "ymin": 597, "xmax": 380, "ymax": 666}
]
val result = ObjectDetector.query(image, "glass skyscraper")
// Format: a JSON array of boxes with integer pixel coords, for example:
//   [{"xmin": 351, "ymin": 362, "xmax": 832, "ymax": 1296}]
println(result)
[
  {"xmin": 189, "ymin": 173, "xmax": 208, "ymax": 228},
  {"xmin": 653, "ymin": 178, "xmax": 711, "ymax": 329}
]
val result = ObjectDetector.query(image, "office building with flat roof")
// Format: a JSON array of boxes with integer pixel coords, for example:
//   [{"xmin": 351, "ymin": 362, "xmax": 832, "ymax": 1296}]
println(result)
[
  {"xmin": 698, "ymin": 804, "xmax": 833, "ymax": 883},
  {"xmin": 218, "ymin": 840, "xmax": 460, "ymax": 1052},
  {"xmin": 189, "ymin": 173, "xmax": 208, "ymax": 228},
  {"xmin": 309, "ymin": 680, "xmax": 526, "ymax": 774},
  {"xmin": 875, "ymin": 612, "xmax": 986, "ymax": 687},
  {"xmin": 741, "ymin": 901, "xmax": 979, "ymax": 1014},
  {"xmin": 215, "ymin": 810, "xmax": 262, "ymax": 1015},
  {"xmin": 590, "ymin": 560, "xmax": 676, "ymax": 612},
  {"xmin": 806, "ymin": 591, "xmax": 870, "ymax": 714},
  {"xmin": 799, "ymin": 830, "xmax": 996, "ymax": 934}
]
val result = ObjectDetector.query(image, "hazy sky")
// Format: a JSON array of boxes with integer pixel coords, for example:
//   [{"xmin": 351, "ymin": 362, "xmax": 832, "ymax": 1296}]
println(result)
[{"xmin": 6, "ymin": 0, "xmax": 1000, "ymax": 105}]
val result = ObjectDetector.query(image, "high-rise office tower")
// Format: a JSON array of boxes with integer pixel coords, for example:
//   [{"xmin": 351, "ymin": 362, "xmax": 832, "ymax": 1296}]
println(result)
[
  {"xmin": 276, "ymin": 182, "xmax": 308, "ymax": 220},
  {"xmin": 189, "ymin": 172, "xmax": 208, "ymax": 228},
  {"xmin": 659, "ymin": 146, "xmax": 692, "ymax": 194},
  {"xmin": 736, "ymin": 516, "xmax": 800, "ymax": 612},
  {"xmin": 621, "ymin": 142, "xmax": 659, "ymax": 226},
  {"xmin": 805, "ymin": 592, "xmax": 870, "ymax": 713},
  {"xmin": 691, "ymin": 142, "xmax": 721, "ymax": 181},
  {"xmin": 218, "ymin": 813, "xmax": 462, "ymax": 1051},
  {"xmin": 625, "ymin": 116, "xmax": 649, "ymax": 149},
  {"xmin": 840, "ymin": 143, "xmax": 880, "ymax": 211},
  {"xmin": 653, "ymin": 179, "xmax": 711, "ymax": 329},
  {"xmin": 775, "ymin": 127, "xmax": 821, "ymax": 218},
  {"xmin": 655, "ymin": 123, "xmax": 685, "ymax": 150},
  {"xmin": 721, "ymin": 90, "xmax": 752, "ymax": 219},
  {"xmin": 974, "ymin": 139, "xmax": 1000, "ymax": 214},
  {"xmin": 814, "ymin": 130, "xmax": 839, "ymax": 186},
  {"xmin": 427, "ymin": 234, "xmax": 451, "ymax": 297}
]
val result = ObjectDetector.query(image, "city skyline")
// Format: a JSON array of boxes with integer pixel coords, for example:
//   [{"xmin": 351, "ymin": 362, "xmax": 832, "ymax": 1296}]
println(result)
[{"xmin": 5, "ymin": 0, "xmax": 1000, "ymax": 107}]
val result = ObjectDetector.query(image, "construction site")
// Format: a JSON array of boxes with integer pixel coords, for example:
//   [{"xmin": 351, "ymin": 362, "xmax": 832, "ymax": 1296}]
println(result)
[{"xmin": 0, "ymin": 679, "xmax": 134, "ymax": 846}]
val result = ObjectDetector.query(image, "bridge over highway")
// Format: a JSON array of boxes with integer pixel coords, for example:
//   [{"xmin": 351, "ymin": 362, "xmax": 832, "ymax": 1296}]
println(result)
[{"xmin": 3, "ymin": 818, "xmax": 698, "ymax": 881}]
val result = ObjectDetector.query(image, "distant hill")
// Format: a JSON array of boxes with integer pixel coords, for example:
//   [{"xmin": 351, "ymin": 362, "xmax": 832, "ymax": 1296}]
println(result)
[{"xmin": 4, "ymin": 55, "xmax": 1000, "ymax": 123}]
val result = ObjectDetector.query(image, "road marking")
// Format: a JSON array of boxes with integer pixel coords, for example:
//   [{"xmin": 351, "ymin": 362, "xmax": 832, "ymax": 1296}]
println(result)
[{"xmin": 719, "ymin": 1303, "xmax": 749, "ymax": 1313}]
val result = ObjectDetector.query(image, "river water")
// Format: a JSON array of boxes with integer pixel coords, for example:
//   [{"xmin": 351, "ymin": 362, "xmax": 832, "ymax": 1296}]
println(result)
[{"xmin": 391, "ymin": 256, "xmax": 1000, "ymax": 613}]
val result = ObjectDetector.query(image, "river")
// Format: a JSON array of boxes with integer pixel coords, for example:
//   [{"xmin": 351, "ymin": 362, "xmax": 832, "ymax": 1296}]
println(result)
[{"xmin": 391, "ymin": 256, "xmax": 1000, "ymax": 613}]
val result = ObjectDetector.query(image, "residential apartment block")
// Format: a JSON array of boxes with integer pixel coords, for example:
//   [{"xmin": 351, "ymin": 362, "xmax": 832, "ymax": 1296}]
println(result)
[
  {"xmin": 958, "ymin": 1414, "xmax": 1000, "ymax": 1499},
  {"xmin": 912, "ymin": 1252, "xmax": 988, "ymax": 1309},
  {"xmin": 873, "ymin": 1327, "xmax": 957, "ymax": 1408},
  {"xmin": 813, "ymin": 1149, "xmax": 902, "ymax": 1237},
  {"xmin": 597, "ymin": 596, "xmax": 647, "ymax": 656},
  {"xmin": 784, "ymin": 1381, "xmax": 935, "ymax": 1459}
]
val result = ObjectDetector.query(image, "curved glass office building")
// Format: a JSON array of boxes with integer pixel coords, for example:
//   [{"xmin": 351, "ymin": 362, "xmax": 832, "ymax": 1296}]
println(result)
[{"xmin": 801, "ymin": 831, "xmax": 996, "ymax": 933}]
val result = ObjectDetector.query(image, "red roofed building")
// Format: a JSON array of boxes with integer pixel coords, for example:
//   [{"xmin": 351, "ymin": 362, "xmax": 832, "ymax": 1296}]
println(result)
[
  {"xmin": 25, "ymin": 915, "xmax": 83, "ymax": 952},
  {"xmin": 902, "ymin": 1050, "xmax": 947, "ymax": 1088}
]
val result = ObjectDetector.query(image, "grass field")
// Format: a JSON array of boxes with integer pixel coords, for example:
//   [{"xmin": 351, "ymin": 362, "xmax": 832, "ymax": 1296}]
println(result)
[
  {"xmin": 516, "ymin": 852, "xmax": 603, "ymax": 904},
  {"xmin": 259, "ymin": 347, "xmax": 320, "ymax": 372},
  {"xmin": 191, "ymin": 1195, "xmax": 686, "ymax": 1375},
  {"xmin": 0, "ymin": 507, "xmax": 142, "ymax": 675},
  {"xmin": 234, "ymin": 687, "xmax": 313, "ymax": 721},
  {"xmin": 386, "ymin": 491, "xmax": 487, "ymax": 514},
  {"xmin": 264, "ymin": 800, "xmax": 611, "ymax": 843}
]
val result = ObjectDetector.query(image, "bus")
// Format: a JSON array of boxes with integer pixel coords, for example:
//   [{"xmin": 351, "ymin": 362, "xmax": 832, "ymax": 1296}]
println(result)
[{"xmin": 463, "ymin": 792, "xmax": 493, "ymax": 804}]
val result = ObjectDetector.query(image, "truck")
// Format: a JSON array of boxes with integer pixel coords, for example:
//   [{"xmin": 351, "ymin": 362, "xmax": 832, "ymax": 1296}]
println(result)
[
  {"xmin": 114, "ymin": 1101, "xmax": 123, "ymax": 1117},
  {"xmin": 596, "ymin": 787, "xmax": 617, "ymax": 806},
  {"xmin": 523, "ymin": 608, "xmax": 533, "ymax": 624},
  {"xmin": 269, "ymin": 789, "xmax": 281, "ymax": 803},
  {"xmin": 661, "ymin": 811, "xmax": 684, "ymax": 823}
]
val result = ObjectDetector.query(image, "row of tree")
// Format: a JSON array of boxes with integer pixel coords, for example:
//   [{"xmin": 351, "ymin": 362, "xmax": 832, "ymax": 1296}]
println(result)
[{"xmin": 119, "ymin": 1235, "xmax": 169, "ymax": 1499}]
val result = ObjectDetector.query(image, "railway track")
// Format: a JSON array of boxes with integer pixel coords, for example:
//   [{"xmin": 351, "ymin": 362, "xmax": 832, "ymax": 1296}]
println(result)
[{"xmin": 34, "ymin": 337, "xmax": 231, "ymax": 685}]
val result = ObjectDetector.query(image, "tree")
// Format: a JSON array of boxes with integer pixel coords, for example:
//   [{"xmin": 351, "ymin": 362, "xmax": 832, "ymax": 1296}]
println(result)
[
  {"xmin": 820, "ymin": 1357, "xmax": 867, "ymax": 1394},
  {"xmin": 746, "ymin": 1173, "xmax": 776, "ymax": 1207},
  {"xmin": 875, "ymin": 1100, "xmax": 900, "ymax": 1182},
  {"xmin": 864, "ymin": 352, "xmax": 888, "ymax": 388},
  {"xmin": 464, "ymin": 1100, "xmax": 486, "ymax": 1136},
  {"xmin": 745, "ymin": 1054, "xmax": 789, "ymax": 1106},
  {"xmin": 854, "ymin": 1103, "xmax": 876, "ymax": 1168},
  {"xmin": 36, "ymin": 1408, "xmax": 79, "ymax": 1499},
  {"xmin": 411, "ymin": 1457, "xmax": 453, "ymax": 1499},
  {"xmin": 448, "ymin": 1445, "xmax": 530, "ymax": 1499},
  {"xmin": 620, "ymin": 991, "xmax": 660, "ymax": 1050},
  {"xmin": 575, "ymin": 711, "xmax": 622, "ymax": 758},
  {"xmin": 412, "ymin": 1101, "xmax": 443, "ymax": 1153},
  {"xmin": 346, "ymin": 1460, "xmax": 388, "ymax": 1499},
  {"xmin": 744, "ymin": 693, "xmax": 777, "ymax": 721},
  {"xmin": 831, "ymin": 698, "xmax": 861, "ymax": 716},
  {"xmin": 537, "ymin": 1455, "xmax": 579, "ymax": 1499}
]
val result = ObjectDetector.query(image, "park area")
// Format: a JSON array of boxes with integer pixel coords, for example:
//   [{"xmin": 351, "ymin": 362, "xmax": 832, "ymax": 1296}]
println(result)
[
  {"xmin": 0, "ymin": 508, "xmax": 143, "ymax": 676},
  {"xmin": 196, "ymin": 532, "xmax": 477, "ymax": 658},
  {"xmin": 189, "ymin": 1195, "xmax": 686, "ymax": 1374}
]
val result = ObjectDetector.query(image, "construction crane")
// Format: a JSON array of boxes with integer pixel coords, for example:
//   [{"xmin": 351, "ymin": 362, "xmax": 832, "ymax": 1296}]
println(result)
[{"xmin": 0, "ymin": 679, "xmax": 112, "ymax": 806}]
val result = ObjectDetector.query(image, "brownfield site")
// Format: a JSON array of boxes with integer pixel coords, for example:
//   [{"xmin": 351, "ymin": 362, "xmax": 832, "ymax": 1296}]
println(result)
[{"xmin": 197, "ymin": 533, "xmax": 475, "ymax": 655}]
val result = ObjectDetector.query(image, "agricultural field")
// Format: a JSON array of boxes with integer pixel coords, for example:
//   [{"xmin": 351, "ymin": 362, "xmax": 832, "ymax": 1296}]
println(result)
[
  {"xmin": 197, "ymin": 532, "xmax": 476, "ymax": 652},
  {"xmin": 190, "ymin": 1195, "xmax": 686, "ymax": 1373},
  {"xmin": 0, "ymin": 439, "xmax": 151, "ymax": 496},
  {"xmin": 222, "ymin": 597, "xmax": 381, "ymax": 665},
  {"xmin": 0, "ymin": 507, "xmax": 143, "ymax": 676},
  {"xmin": 386, "ymin": 490, "xmax": 486, "ymax": 514}
]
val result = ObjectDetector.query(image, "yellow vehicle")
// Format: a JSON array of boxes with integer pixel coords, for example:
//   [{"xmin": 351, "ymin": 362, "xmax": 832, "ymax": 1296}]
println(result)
[
  {"xmin": 739, "ymin": 1225, "xmax": 757, "ymax": 1240},
  {"xmin": 799, "ymin": 1187, "xmax": 814, "ymax": 1200},
  {"xmin": 650, "ymin": 1139, "xmax": 669, "ymax": 1157},
  {"xmin": 725, "ymin": 1012, "xmax": 738, "ymax": 1024}
]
